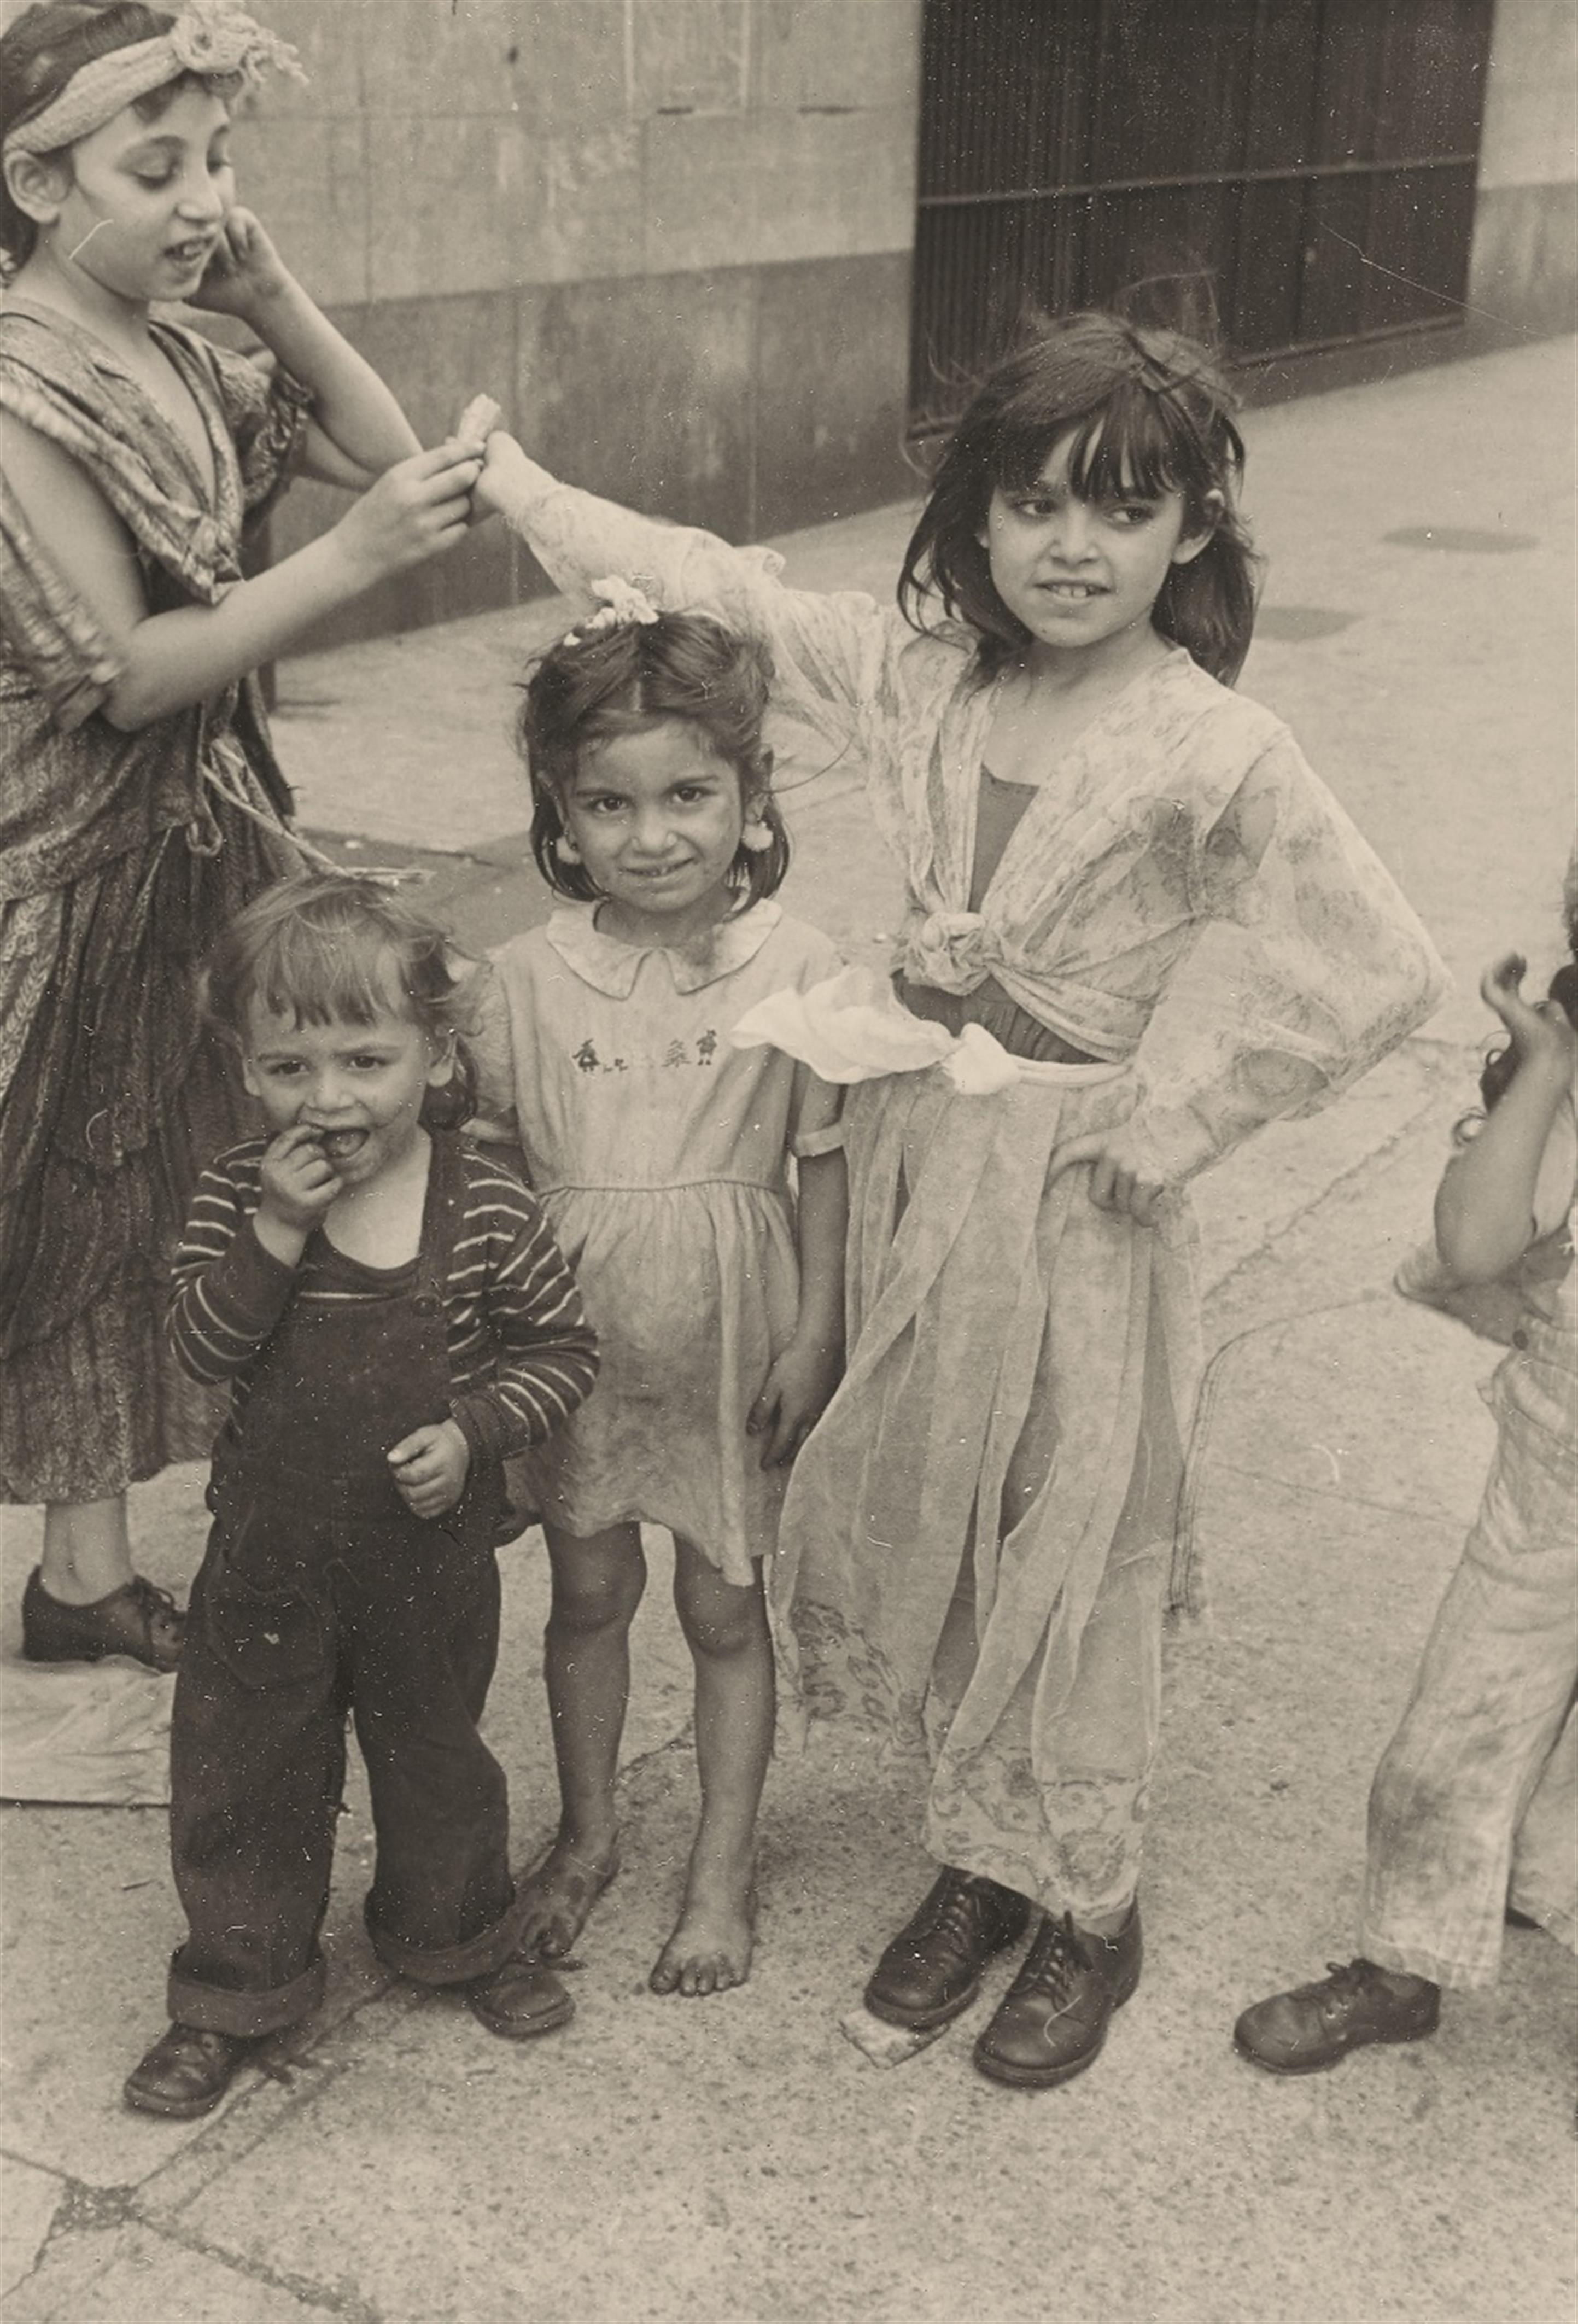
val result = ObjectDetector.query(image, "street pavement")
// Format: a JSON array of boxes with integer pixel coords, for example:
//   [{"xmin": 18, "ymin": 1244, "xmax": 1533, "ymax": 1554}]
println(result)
[{"xmin": 2, "ymin": 337, "xmax": 1575, "ymax": 2324}]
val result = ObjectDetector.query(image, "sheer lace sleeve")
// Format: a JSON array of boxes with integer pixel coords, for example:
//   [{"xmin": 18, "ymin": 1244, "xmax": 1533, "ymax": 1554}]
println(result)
[
  {"xmin": 488, "ymin": 454, "xmax": 897, "ymax": 779},
  {"xmin": 1126, "ymin": 728, "xmax": 1450, "ymax": 1184}
]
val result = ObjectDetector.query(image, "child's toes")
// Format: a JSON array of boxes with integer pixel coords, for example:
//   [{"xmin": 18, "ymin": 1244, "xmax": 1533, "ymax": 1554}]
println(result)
[
  {"xmin": 648, "ymin": 1948, "xmax": 681, "ymax": 1995},
  {"xmin": 650, "ymin": 1914, "xmax": 753, "ymax": 1998}
]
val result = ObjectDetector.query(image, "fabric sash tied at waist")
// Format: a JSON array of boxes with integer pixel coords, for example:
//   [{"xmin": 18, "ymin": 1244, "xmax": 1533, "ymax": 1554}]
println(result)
[
  {"xmin": 908, "ymin": 908, "xmax": 998, "ymax": 994},
  {"xmin": 730, "ymin": 965, "xmax": 1020, "ymax": 1094}
]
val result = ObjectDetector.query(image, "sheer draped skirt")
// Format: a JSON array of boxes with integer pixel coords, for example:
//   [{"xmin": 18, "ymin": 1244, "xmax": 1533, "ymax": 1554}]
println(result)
[{"xmin": 773, "ymin": 1059, "xmax": 1201, "ymax": 1915}]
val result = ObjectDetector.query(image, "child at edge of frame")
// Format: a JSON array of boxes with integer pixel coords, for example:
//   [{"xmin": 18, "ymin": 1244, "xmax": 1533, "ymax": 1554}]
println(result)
[
  {"xmin": 1234, "ymin": 880, "xmax": 1578, "ymax": 2084},
  {"xmin": 122, "ymin": 874, "xmax": 600, "ymax": 2122}
]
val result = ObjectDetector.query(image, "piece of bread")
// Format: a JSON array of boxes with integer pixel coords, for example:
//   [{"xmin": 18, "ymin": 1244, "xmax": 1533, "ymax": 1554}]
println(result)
[{"xmin": 456, "ymin": 394, "xmax": 502, "ymax": 441}]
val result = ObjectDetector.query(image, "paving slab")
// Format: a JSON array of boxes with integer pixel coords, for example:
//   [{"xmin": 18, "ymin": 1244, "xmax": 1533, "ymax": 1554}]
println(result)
[{"xmin": 0, "ymin": 2160, "xmax": 62, "ymax": 2299}]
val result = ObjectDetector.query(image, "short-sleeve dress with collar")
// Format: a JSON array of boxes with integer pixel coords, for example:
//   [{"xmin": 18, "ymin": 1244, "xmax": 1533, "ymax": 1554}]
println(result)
[
  {"xmin": 0, "ymin": 298, "xmax": 307, "ymax": 1502},
  {"xmin": 476, "ymin": 899, "xmax": 843, "ymax": 1584}
]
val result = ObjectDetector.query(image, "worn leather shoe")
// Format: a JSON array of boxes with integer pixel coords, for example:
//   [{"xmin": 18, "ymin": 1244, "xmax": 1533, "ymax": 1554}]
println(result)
[
  {"xmin": 22, "ymin": 1567, "xmax": 184, "ymax": 1672},
  {"xmin": 467, "ymin": 1954, "xmax": 576, "ymax": 2040},
  {"xmin": 973, "ymin": 1903, "xmax": 1142, "ymax": 2088},
  {"xmin": 864, "ymin": 1866, "xmax": 1031, "ymax": 2031},
  {"xmin": 1232, "ymin": 1958, "xmax": 1440, "ymax": 2074},
  {"xmin": 124, "ymin": 2023, "xmax": 253, "ymax": 2118}
]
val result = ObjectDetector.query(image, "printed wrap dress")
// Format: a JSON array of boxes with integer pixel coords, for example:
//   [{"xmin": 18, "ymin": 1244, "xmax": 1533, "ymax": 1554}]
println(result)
[
  {"xmin": 0, "ymin": 298, "xmax": 306, "ymax": 1501},
  {"xmin": 491, "ymin": 459, "xmax": 1450, "ymax": 1912},
  {"xmin": 474, "ymin": 902, "xmax": 843, "ymax": 1584}
]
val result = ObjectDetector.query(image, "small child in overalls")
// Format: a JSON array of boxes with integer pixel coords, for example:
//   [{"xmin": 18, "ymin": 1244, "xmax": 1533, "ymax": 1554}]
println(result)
[{"xmin": 125, "ymin": 874, "xmax": 599, "ymax": 2120}]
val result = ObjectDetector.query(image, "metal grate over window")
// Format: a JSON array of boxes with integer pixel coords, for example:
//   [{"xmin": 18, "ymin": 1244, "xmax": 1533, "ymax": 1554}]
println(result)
[{"xmin": 910, "ymin": 0, "xmax": 1495, "ymax": 430}]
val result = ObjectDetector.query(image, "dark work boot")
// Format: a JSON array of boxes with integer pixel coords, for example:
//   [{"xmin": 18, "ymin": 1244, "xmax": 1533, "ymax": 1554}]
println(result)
[
  {"xmin": 973, "ymin": 1903, "xmax": 1143, "ymax": 2088},
  {"xmin": 864, "ymin": 1866, "xmax": 1031, "ymax": 2031}
]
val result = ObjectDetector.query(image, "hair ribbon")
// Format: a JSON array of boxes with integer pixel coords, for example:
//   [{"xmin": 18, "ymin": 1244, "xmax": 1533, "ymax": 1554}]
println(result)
[
  {"xmin": 4, "ymin": 1, "xmax": 305, "ymax": 161},
  {"xmin": 560, "ymin": 575, "xmax": 663, "ymax": 649}
]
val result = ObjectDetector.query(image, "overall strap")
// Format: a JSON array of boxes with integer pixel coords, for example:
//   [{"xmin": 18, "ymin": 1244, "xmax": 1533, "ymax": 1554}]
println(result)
[{"xmin": 416, "ymin": 1129, "xmax": 467, "ymax": 1307}]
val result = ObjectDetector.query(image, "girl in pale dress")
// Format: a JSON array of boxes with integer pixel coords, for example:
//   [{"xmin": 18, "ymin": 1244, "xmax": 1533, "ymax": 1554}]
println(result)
[
  {"xmin": 474, "ymin": 312, "xmax": 1447, "ymax": 2080},
  {"xmin": 475, "ymin": 600, "xmax": 848, "ymax": 1996}
]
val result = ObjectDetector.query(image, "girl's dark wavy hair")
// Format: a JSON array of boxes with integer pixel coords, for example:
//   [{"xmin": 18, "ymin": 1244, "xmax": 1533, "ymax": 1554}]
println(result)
[
  {"xmin": 0, "ymin": 2, "xmax": 218, "ymax": 275},
  {"xmin": 900, "ymin": 310, "xmax": 1260, "ymax": 684},
  {"xmin": 518, "ymin": 609, "xmax": 790, "ymax": 909},
  {"xmin": 202, "ymin": 872, "xmax": 479, "ymax": 1129}
]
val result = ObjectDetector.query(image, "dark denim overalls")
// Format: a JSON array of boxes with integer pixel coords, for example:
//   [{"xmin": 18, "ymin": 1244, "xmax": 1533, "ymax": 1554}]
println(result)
[{"xmin": 167, "ymin": 1133, "xmax": 521, "ymax": 2037}]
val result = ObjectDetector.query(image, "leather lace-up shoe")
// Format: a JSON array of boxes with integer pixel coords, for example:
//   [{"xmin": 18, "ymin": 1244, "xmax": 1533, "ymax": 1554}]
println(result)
[
  {"xmin": 22, "ymin": 1567, "xmax": 184, "ymax": 1672},
  {"xmin": 124, "ymin": 2023, "xmax": 254, "ymax": 2118},
  {"xmin": 467, "ymin": 1954, "xmax": 576, "ymax": 2040},
  {"xmin": 973, "ymin": 1902, "xmax": 1142, "ymax": 2088},
  {"xmin": 1232, "ymin": 1958, "xmax": 1440, "ymax": 2074},
  {"xmin": 864, "ymin": 1866, "xmax": 1031, "ymax": 2031}
]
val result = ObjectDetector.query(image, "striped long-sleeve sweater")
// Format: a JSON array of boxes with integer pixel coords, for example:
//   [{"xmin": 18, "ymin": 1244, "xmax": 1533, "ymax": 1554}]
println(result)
[{"xmin": 168, "ymin": 1136, "xmax": 598, "ymax": 1463}]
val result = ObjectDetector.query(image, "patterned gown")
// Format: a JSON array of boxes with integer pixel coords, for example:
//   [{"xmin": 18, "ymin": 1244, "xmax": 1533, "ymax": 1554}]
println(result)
[{"xmin": 0, "ymin": 297, "xmax": 306, "ymax": 1502}]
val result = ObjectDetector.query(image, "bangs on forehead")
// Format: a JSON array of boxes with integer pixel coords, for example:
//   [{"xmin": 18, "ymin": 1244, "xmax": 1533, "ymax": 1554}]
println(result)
[
  {"xmin": 996, "ymin": 377, "xmax": 1197, "ymax": 502},
  {"xmin": 247, "ymin": 922, "xmax": 409, "ymax": 1033}
]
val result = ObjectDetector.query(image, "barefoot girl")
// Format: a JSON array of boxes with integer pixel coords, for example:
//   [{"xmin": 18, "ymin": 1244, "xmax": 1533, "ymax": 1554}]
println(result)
[
  {"xmin": 475, "ymin": 309, "xmax": 1447, "ymax": 2075},
  {"xmin": 472, "ymin": 599, "xmax": 848, "ymax": 1995},
  {"xmin": 1235, "ymin": 903, "xmax": 1577, "ymax": 2076},
  {"xmin": 126, "ymin": 874, "xmax": 598, "ymax": 2117},
  {"xmin": 0, "ymin": 0, "xmax": 486, "ymax": 1671}
]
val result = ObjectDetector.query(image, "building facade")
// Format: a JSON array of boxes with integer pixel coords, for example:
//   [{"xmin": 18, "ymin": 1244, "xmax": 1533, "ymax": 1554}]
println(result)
[{"xmin": 222, "ymin": 0, "xmax": 1574, "ymax": 640}]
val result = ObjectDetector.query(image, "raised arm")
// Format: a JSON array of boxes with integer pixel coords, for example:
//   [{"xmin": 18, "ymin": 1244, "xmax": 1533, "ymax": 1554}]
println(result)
[
  {"xmin": 190, "ymin": 209, "xmax": 418, "ymax": 486},
  {"xmin": 474, "ymin": 431, "xmax": 892, "ymax": 763},
  {"xmin": 2, "ymin": 414, "xmax": 481, "ymax": 731},
  {"xmin": 167, "ymin": 1152, "xmax": 296, "ymax": 1384},
  {"xmin": 1435, "ymin": 957, "xmax": 1577, "ymax": 1282}
]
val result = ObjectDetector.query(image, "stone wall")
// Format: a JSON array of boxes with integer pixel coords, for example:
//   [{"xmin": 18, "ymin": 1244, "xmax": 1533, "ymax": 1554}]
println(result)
[
  {"xmin": 1468, "ymin": 0, "xmax": 1577, "ymax": 342},
  {"xmin": 230, "ymin": 0, "xmax": 924, "ymax": 639}
]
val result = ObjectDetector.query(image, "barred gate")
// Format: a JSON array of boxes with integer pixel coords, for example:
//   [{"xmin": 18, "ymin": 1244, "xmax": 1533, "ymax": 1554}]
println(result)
[{"xmin": 910, "ymin": 0, "xmax": 1495, "ymax": 429}]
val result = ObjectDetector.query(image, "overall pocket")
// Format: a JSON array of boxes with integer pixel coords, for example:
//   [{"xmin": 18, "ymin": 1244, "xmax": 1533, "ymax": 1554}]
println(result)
[{"xmin": 198, "ymin": 1505, "xmax": 331, "ymax": 1692}]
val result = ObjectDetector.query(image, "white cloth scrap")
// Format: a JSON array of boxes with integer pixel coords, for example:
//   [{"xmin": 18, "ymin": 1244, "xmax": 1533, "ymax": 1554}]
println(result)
[{"xmin": 730, "ymin": 965, "xmax": 1020, "ymax": 1094}]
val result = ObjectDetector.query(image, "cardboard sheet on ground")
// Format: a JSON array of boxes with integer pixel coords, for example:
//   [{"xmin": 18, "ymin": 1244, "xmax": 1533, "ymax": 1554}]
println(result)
[{"xmin": 0, "ymin": 1656, "xmax": 172, "ymax": 1805}]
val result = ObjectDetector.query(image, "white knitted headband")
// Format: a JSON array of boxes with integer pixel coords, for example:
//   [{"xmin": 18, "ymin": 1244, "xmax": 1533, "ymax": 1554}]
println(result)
[{"xmin": 3, "ymin": 1, "xmax": 303, "ymax": 161}]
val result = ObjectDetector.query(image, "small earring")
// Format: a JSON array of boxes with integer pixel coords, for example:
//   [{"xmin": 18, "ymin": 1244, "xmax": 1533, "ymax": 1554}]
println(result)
[
  {"xmin": 740, "ymin": 819, "xmax": 774, "ymax": 854},
  {"xmin": 554, "ymin": 832, "xmax": 581, "ymax": 865}
]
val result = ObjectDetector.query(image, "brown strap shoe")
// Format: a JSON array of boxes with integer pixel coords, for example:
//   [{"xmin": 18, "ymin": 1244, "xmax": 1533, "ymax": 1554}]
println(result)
[{"xmin": 22, "ymin": 1568, "xmax": 184, "ymax": 1672}]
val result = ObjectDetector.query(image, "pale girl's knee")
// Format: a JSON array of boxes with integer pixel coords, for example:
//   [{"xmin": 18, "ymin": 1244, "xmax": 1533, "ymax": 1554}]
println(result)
[{"xmin": 674, "ymin": 1572, "xmax": 768, "ymax": 1662}]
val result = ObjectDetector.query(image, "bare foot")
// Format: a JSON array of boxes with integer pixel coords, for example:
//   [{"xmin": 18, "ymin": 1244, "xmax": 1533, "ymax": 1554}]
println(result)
[
  {"xmin": 648, "ymin": 1864, "xmax": 756, "ymax": 1998},
  {"xmin": 515, "ymin": 1831, "xmax": 621, "ymax": 1960}
]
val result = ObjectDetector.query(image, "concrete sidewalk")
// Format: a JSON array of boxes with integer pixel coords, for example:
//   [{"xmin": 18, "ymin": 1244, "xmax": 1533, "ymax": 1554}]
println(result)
[{"xmin": 2, "ymin": 340, "xmax": 1575, "ymax": 2324}]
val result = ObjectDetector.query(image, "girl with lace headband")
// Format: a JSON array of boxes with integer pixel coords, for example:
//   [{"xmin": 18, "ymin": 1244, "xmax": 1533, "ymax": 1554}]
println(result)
[
  {"xmin": 469, "ymin": 595, "xmax": 849, "ymax": 1999},
  {"xmin": 0, "ymin": 1, "xmax": 489, "ymax": 1674},
  {"xmin": 472, "ymin": 308, "xmax": 1449, "ymax": 2087}
]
